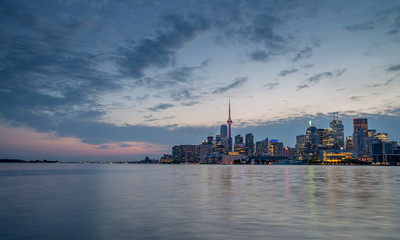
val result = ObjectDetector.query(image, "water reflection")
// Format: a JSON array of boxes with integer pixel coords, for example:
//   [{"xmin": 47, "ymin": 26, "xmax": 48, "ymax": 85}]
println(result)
[{"xmin": 1, "ymin": 164, "xmax": 400, "ymax": 240}]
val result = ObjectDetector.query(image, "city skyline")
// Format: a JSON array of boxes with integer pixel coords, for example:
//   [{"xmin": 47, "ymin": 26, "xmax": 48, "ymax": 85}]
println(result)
[{"xmin": 1, "ymin": 0, "xmax": 400, "ymax": 161}]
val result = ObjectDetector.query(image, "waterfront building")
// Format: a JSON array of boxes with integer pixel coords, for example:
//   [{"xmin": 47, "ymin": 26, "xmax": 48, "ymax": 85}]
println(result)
[
  {"xmin": 234, "ymin": 143, "xmax": 246, "ymax": 155},
  {"xmin": 319, "ymin": 150, "xmax": 353, "ymax": 162},
  {"xmin": 245, "ymin": 133, "xmax": 254, "ymax": 156},
  {"xmin": 220, "ymin": 125, "xmax": 227, "ymax": 138},
  {"xmin": 199, "ymin": 137, "xmax": 214, "ymax": 163},
  {"xmin": 352, "ymin": 118, "xmax": 369, "ymax": 160},
  {"xmin": 375, "ymin": 133, "xmax": 388, "ymax": 142},
  {"xmin": 268, "ymin": 139, "xmax": 284, "ymax": 156},
  {"xmin": 172, "ymin": 145, "xmax": 199, "ymax": 163},
  {"xmin": 319, "ymin": 128, "xmax": 335, "ymax": 149},
  {"xmin": 353, "ymin": 118, "xmax": 368, "ymax": 134},
  {"xmin": 235, "ymin": 134, "xmax": 243, "ymax": 144},
  {"xmin": 159, "ymin": 154, "xmax": 173, "ymax": 164},
  {"xmin": 283, "ymin": 147, "xmax": 296, "ymax": 158},
  {"xmin": 306, "ymin": 121, "xmax": 320, "ymax": 151},
  {"xmin": 330, "ymin": 113, "xmax": 344, "ymax": 149},
  {"xmin": 256, "ymin": 138, "xmax": 269, "ymax": 155},
  {"xmin": 372, "ymin": 141, "xmax": 394, "ymax": 164},
  {"xmin": 296, "ymin": 135, "xmax": 307, "ymax": 153},
  {"xmin": 345, "ymin": 136, "xmax": 353, "ymax": 151}
]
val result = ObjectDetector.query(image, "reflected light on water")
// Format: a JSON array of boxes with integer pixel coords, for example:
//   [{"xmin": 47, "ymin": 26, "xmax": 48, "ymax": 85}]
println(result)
[{"xmin": 1, "ymin": 164, "xmax": 400, "ymax": 240}]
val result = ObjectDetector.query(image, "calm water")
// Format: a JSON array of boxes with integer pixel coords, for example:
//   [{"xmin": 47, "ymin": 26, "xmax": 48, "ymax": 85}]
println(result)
[{"xmin": 1, "ymin": 164, "xmax": 399, "ymax": 240}]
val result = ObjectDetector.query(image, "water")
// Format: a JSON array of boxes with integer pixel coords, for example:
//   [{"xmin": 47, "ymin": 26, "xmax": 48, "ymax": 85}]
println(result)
[{"xmin": 1, "ymin": 164, "xmax": 399, "ymax": 240}]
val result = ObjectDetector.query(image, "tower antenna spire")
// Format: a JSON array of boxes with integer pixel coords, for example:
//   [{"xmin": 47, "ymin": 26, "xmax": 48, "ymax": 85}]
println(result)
[{"xmin": 228, "ymin": 98, "xmax": 231, "ymax": 120}]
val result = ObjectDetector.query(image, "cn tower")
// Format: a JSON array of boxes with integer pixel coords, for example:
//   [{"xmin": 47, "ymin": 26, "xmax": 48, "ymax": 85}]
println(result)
[{"xmin": 227, "ymin": 99, "xmax": 233, "ymax": 151}]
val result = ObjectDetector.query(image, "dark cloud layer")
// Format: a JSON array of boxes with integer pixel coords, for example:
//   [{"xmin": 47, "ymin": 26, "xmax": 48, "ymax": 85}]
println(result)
[
  {"xmin": 248, "ymin": 50, "xmax": 270, "ymax": 62},
  {"xmin": 118, "ymin": 13, "xmax": 210, "ymax": 79}
]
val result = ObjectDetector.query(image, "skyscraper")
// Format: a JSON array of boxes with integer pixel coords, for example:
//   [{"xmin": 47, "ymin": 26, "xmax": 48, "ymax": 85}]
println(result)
[
  {"xmin": 353, "ymin": 118, "xmax": 368, "ymax": 134},
  {"xmin": 220, "ymin": 125, "xmax": 227, "ymax": 138},
  {"xmin": 353, "ymin": 118, "xmax": 369, "ymax": 159},
  {"xmin": 268, "ymin": 139, "xmax": 284, "ymax": 156},
  {"xmin": 245, "ymin": 133, "xmax": 254, "ymax": 156},
  {"xmin": 235, "ymin": 134, "xmax": 243, "ymax": 144},
  {"xmin": 306, "ymin": 121, "xmax": 320, "ymax": 151},
  {"xmin": 330, "ymin": 112, "xmax": 344, "ymax": 149},
  {"xmin": 256, "ymin": 138, "xmax": 269, "ymax": 155}
]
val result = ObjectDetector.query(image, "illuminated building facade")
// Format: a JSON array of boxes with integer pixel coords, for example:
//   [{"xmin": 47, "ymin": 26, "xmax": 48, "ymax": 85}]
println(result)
[
  {"xmin": 306, "ymin": 121, "xmax": 320, "ymax": 151},
  {"xmin": 268, "ymin": 139, "xmax": 284, "ymax": 156},
  {"xmin": 330, "ymin": 113, "xmax": 344, "ymax": 149},
  {"xmin": 172, "ymin": 145, "xmax": 200, "ymax": 163},
  {"xmin": 353, "ymin": 118, "xmax": 369, "ymax": 159},
  {"xmin": 256, "ymin": 138, "xmax": 269, "ymax": 155},
  {"xmin": 245, "ymin": 133, "xmax": 254, "ymax": 156},
  {"xmin": 375, "ymin": 133, "xmax": 388, "ymax": 142},
  {"xmin": 345, "ymin": 136, "xmax": 353, "ymax": 151},
  {"xmin": 296, "ymin": 135, "xmax": 307, "ymax": 153}
]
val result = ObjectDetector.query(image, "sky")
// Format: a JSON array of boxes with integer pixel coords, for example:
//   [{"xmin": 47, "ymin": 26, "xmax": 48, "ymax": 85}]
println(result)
[{"xmin": 1, "ymin": 0, "xmax": 400, "ymax": 161}]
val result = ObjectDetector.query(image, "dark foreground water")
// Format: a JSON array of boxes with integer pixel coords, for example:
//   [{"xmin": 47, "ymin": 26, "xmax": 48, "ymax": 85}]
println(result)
[{"xmin": 1, "ymin": 164, "xmax": 399, "ymax": 240}]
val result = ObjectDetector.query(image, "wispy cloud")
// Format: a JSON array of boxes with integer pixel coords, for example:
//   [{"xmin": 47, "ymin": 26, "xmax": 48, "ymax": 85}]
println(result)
[
  {"xmin": 278, "ymin": 68, "xmax": 298, "ymax": 76},
  {"xmin": 182, "ymin": 101, "xmax": 200, "ymax": 106},
  {"xmin": 136, "ymin": 94, "xmax": 149, "ymax": 101},
  {"xmin": 264, "ymin": 83, "xmax": 279, "ymax": 90},
  {"xmin": 349, "ymin": 96, "xmax": 365, "ymax": 101},
  {"xmin": 296, "ymin": 72, "xmax": 334, "ymax": 90},
  {"xmin": 306, "ymin": 72, "xmax": 333, "ymax": 83},
  {"xmin": 212, "ymin": 77, "xmax": 248, "ymax": 94},
  {"xmin": 170, "ymin": 89, "xmax": 198, "ymax": 101},
  {"xmin": 147, "ymin": 103, "xmax": 174, "ymax": 112},
  {"xmin": 388, "ymin": 64, "xmax": 400, "ymax": 72},
  {"xmin": 368, "ymin": 78, "xmax": 395, "ymax": 88},
  {"xmin": 293, "ymin": 47, "xmax": 312, "ymax": 62}
]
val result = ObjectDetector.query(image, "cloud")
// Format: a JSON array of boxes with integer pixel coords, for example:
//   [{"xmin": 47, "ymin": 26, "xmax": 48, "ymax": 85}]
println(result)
[
  {"xmin": 212, "ymin": 77, "xmax": 248, "ymax": 94},
  {"xmin": 388, "ymin": 64, "xmax": 400, "ymax": 72},
  {"xmin": 248, "ymin": 50, "xmax": 270, "ymax": 62},
  {"xmin": 117, "ymin": 13, "xmax": 210, "ymax": 78},
  {"xmin": 264, "ymin": 83, "xmax": 279, "ymax": 90},
  {"xmin": 368, "ymin": 78, "xmax": 395, "ymax": 88},
  {"xmin": 296, "ymin": 84, "xmax": 309, "ymax": 90},
  {"xmin": 278, "ymin": 69, "xmax": 298, "ymax": 76},
  {"xmin": 136, "ymin": 94, "xmax": 149, "ymax": 101},
  {"xmin": 137, "ymin": 62, "xmax": 207, "ymax": 89},
  {"xmin": 170, "ymin": 89, "xmax": 196, "ymax": 101},
  {"xmin": 334, "ymin": 69, "xmax": 346, "ymax": 77},
  {"xmin": 293, "ymin": 47, "xmax": 312, "ymax": 62},
  {"xmin": 306, "ymin": 72, "xmax": 333, "ymax": 83},
  {"xmin": 147, "ymin": 103, "xmax": 174, "ymax": 112},
  {"xmin": 349, "ymin": 96, "xmax": 365, "ymax": 101},
  {"xmin": 182, "ymin": 101, "xmax": 200, "ymax": 106},
  {"xmin": 296, "ymin": 72, "xmax": 334, "ymax": 90},
  {"xmin": 344, "ymin": 21, "xmax": 375, "ymax": 32}
]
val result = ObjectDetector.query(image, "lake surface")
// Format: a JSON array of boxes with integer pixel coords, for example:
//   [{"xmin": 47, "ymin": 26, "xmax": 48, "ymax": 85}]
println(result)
[{"xmin": 1, "ymin": 164, "xmax": 399, "ymax": 240}]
